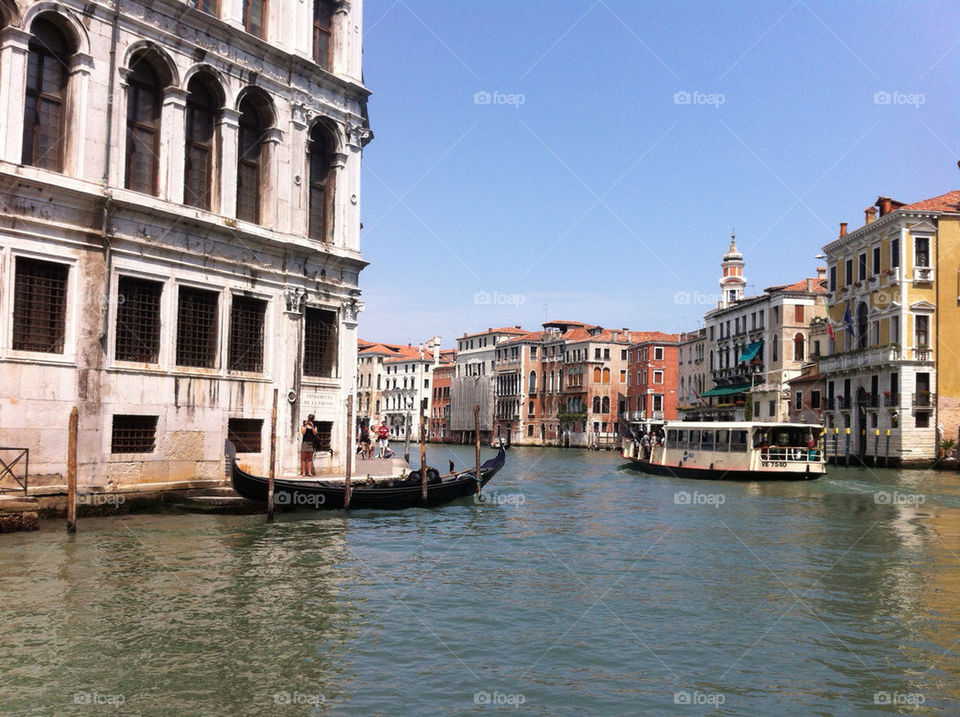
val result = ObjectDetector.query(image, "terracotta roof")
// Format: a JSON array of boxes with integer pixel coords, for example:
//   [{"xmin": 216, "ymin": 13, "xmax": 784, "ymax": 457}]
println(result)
[
  {"xmin": 787, "ymin": 371, "xmax": 823, "ymax": 385},
  {"xmin": 764, "ymin": 277, "xmax": 828, "ymax": 294},
  {"xmin": 899, "ymin": 190, "xmax": 960, "ymax": 213},
  {"xmin": 359, "ymin": 343, "xmax": 403, "ymax": 356},
  {"xmin": 628, "ymin": 331, "xmax": 680, "ymax": 345},
  {"xmin": 500, "ymin": 330, "xmax": 546, "ymax": 346},
  {"xmin": 460, "ymin": 326, "xmax": 527, "ymax": 339}
]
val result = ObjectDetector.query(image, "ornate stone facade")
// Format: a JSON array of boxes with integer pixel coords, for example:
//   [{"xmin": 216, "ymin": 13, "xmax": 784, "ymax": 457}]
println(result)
[{"xmin": 0, "ymin": 0, "xmax": 370, "ymax": 485}]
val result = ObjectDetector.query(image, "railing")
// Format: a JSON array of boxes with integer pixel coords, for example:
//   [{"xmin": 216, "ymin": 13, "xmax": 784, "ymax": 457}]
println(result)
[
  {"xmin": 865, "ymin": 393, "xmax": 879, "ymax": 408},
  {"xmin": 883, "ymin": 392, "xmax": 899, "ymax": 407},
  {"xmin": 819, "ymin": 346, "xmax": 905, "ymax": 373},
  {"xmin": 761, "ymin": 447, "xmax": 822, "ymax": 463},
  {"xmin": 0, "ymin": 448, "xmax": 29, "ymax": 493},
  {"xmin": 913, "ymin": 392, "xmax": 935, "ymax": 408}
]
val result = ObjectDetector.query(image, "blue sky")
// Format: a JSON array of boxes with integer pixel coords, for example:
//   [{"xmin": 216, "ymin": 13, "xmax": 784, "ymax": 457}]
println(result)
[{"xmin": 358, "ymin": 0, "xmax": 960, "ymax": 346}]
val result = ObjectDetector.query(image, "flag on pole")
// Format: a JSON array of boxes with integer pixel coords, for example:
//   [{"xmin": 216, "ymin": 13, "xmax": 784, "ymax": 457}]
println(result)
[
  {"xmin": 827, "ymin": 320, "xmax": 835, "ymax": 340},
  {"xmin": 843, "ymin": 301, "xmax": 855, "ymax": 338}
]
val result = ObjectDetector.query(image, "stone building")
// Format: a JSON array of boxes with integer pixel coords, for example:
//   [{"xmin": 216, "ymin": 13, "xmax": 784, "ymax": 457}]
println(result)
[
  {"xmin": 0, "ymin": 0, "xmax": 371, "ymax": 487},
  {"xmin": 820, "ymin": 192, "xmax": 960, "ymax": 464},
  {"xmin": 381, "ymin": 338, "xmax": 440, "ymax": 442},
  {"xmin": 680, "ymin": 238, "xmax": 827, "ymax": 422},
  {"xmin": 450, "ymin": 326, "xmax": 523, "ymax": 443}
]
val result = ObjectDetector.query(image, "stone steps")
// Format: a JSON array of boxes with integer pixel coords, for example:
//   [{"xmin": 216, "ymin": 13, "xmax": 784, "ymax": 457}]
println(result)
[{"xmin": 0, "ymin": 495, "xmax": 40, "ymax": 532}]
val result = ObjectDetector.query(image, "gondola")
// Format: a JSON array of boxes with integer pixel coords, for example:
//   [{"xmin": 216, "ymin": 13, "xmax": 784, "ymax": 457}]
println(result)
[{"xmin": 228, "ymin": 442, "xmax": 506, "ymax": 510}]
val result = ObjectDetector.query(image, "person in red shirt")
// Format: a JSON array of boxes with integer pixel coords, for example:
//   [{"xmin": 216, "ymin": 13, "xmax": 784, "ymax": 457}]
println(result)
[{"xmin": 375, "ymin": 421, "xmax": 390, "ymax": 458}]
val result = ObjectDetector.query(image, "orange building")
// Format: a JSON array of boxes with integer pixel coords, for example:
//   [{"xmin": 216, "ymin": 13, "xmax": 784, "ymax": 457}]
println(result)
[{"xmin": 626, "ymin": 333, "xmax": 681, "ymax": 429}]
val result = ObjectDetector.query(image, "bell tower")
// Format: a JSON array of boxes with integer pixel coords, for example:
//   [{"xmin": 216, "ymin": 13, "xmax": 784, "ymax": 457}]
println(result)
[{"xmin": 719, "ymin": 233, "xmax": 746, "ymax": 308}]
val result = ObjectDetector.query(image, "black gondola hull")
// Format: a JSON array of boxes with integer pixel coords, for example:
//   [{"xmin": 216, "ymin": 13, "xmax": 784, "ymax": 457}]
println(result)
[{"xmin": 230, "ymin": 447, "xmax": 506, "ymax": 510}]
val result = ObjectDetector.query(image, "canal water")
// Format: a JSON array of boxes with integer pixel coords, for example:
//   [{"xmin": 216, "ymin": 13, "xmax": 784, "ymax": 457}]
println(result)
[{"xmin": 3, "ymin": 446, "xmax": 960, "ymax": 715}]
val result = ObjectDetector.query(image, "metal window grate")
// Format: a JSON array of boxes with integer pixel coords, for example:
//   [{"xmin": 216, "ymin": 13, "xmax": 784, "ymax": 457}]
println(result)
[
  {"xmin": 13, "ymin": 257, "xmax": 68, "ymax": 353},
  {"xmin": 228, "ymin": 296, "xmax": 266, "ymax": 372},
  {"xmin": 303, "ymin": 307, "xmax": 337, "ymax": 377},
  {"xmin": 115, "ymin": 276, "xmax": 162, "ymax": 362},
  {"xmin": 176, "ymin": 287, "xmax": 219, "ymax": 368},
  {"xmin": 313, "ymin": 421, "xmax": 332, "ymax": 452},
  {"xmin": 111, "ymin": 415, "xmax": 158, "ymax": 453},
  {"xmin": 228, "ymin": 418, "xmax": 263, "ymax": 453}
]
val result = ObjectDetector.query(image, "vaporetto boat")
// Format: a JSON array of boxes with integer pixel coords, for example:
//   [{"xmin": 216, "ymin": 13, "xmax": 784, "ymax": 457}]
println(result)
[{"xmin": 621, "ymin": 421, "xmax": 827, "ymax": 481}]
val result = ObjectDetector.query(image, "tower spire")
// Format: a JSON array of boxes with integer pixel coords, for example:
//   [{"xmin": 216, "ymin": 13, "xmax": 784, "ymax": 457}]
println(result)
[{"xmin": 719, "ymin": 233, "xmax": 746, "ymax": 308}]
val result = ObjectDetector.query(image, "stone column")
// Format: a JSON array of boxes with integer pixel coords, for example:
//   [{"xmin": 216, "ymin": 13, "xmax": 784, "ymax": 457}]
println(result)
[
  {"xmin": 64, "ymin": 53, "xmax": 94, "ymax": 179},
  {"xmin": 260, "ymin": 126, "xmax": 283, "ymax": 228},
  {"xmin": 160, "ymin": 87, "xmax": 188, "ymax": 204},
  {"xmin": 331, "ymin": 1, "xmax": 356, "ymax": 80},
  {"xmin": 218, "ymin": 107, "xmax": 240, "ymax": 219},
  {"xmin": 287, "ymin": 109, "xmax": 308, "ymax": 236},
  {"xmin": 0, "ymin": 27, "xmax": 31, "ymax": 163}
]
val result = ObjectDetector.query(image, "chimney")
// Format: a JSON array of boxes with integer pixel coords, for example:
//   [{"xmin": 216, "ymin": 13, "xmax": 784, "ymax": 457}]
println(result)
[
  {"xmin": 876, "ymin": 197, "xmax": 893, "ymax": 216},
  {"xmin": 839, "ymin": 222, "xmax": 847, "ymax": 237},
  {"xmin": 865, "ymin": 206, "xmax": 877, "ymax": 224},
  {"xmin": 816, "ymin": 266, "xmax": 827, "ymax": 280}
]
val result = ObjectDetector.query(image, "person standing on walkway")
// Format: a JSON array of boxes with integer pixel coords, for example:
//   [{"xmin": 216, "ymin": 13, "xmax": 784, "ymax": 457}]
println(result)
[
  {"xmin": 301, "ymin": 414, "xmax": 318, "ymax": 476},
  {"xmin": 376, "ymin": 420, "xmax": 390, "ymax": 459}
]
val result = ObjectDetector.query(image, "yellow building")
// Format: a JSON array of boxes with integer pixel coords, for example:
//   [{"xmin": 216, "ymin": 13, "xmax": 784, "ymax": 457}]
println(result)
[{"xmin": 820, "ymin": 192, "xmax": 960, "ymax": 464}]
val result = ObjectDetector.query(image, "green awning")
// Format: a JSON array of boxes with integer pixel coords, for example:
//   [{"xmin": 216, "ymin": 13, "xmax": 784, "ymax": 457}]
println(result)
[
  {"xmin": 701, "ymin": 383, "xmax": 752, "ymax": 398},
  {"xmin": 738, "ymin": 341, "xmax": 763, "ymax": 364}
]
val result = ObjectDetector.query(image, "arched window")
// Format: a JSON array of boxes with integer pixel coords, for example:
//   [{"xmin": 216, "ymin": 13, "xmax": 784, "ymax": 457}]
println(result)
[
  {"xmin": 793, "ymin": 333, "xmax": 804, "ymax": 361},
  {"xmin": 528, "ymin": 370, "xmax": 537, "ymax": 393},
  {"xmin": 313, "ymin": 0, "xmax": 334, "ymax": 68},
  {"xmin": 592, "ymin": 396, "xmax": 601, "ymax": 413},
  {"xmin": 602, "ymin": 368, "xmax": 610, "ymax": 384},
  {"xmin": 857, "ymin": 302, "xmax": 869, "ymax": 350},
  {"xmin": 593, "ymin": 366, "xmax": 601, "ymax": 383},
  {"xmin": 601, "ymin": 396, "xmax": 610, "ymax": 413},
  {"xmin": 125, "ymin": 55, "xmax": 162, "ymax": 195},
  {"xmin": 308, "ymin": 123, "xmax": 335, "ymax": 241},
  {"xmin": 184, "ymin": 76, "xmax": 218, "ymax": 210},
  {"xmin": 237, "ymin": 94, "xmax": 269, "ymax": 223},
  {"xmin": 23, "ymin": 17, "xmax": 72, "ymax": 171}
]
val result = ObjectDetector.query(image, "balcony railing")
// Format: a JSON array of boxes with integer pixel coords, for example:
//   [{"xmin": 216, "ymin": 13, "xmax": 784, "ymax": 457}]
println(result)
[
  {"xmin": 883, "ymin": 392, "xmax": 899, "ymax": 407},
  {"xmin": 818, "ymin": 345, "xmax": 934, "ymax": 374},
  {"xmin": 913, "ymin": 392, "xmax": 935, "ymax": 408}
]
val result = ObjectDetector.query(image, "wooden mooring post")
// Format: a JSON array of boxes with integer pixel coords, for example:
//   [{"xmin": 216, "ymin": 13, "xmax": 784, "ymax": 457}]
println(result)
[
  {"xmin": 344, "ymin": 395, "xmax": 354, "ymax": 509},
  {"xmin": 404, "ymin": 411, "xmax": 411, "ymax": 464},
  {"xmin": 66, "ymin": 406, "xmax": 78, "ymax": 533},
  {"xmin": 267, "ymin": 389, "xmax": 278, "ymax": 522},
  {"xmin": 420, "ymin": 399, "xmax": 428, "ymax": 503},
  {"xmin": 474, "ymin": 405, "xmax": 481, "ymax": 495}
]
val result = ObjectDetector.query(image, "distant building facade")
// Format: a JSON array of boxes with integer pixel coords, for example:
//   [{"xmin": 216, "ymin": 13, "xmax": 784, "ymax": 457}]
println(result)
[{"xmin": 625, "ymin": 333, "xmax": 680, "ymax": 428}]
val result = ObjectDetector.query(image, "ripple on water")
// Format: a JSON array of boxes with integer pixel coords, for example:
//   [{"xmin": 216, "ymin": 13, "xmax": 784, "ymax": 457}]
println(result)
[{"xmin": 2, "ymin": 448, "xmax": 960, "ymax": 713}]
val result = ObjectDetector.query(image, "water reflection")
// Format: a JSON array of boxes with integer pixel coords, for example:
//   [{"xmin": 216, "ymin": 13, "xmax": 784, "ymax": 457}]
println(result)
[{"xmin": 0, "ymin": 450, "xmax": 959, "ymax": 713}]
